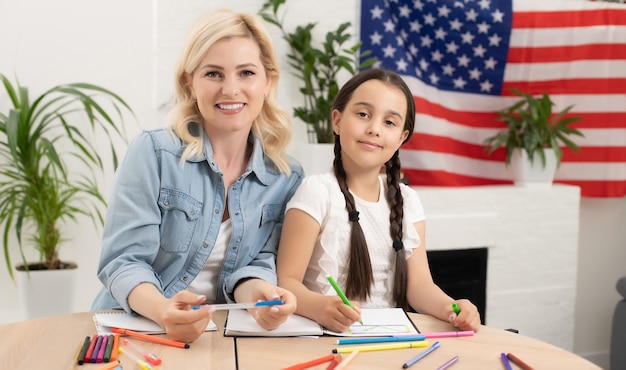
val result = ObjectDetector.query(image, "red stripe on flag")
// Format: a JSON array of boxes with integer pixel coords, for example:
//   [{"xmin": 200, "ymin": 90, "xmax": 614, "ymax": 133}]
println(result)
[
  {"xmin": 502, "ymin": 78, "xmax": 626, "ymax": 95},
  {"xmin": 415, "ymin": 97, "xmax": 500, "ymax": 128},
  {"xmin": 507, "ymin": 44, "xmax": 626, "ymax": 63},
  {"xmin": 406, "ymin": 134, "xmax": 626, "ymax": 163},
  {"xmin": 403, "ymin": 169, "xmax": 511, "ymax": 187},
  {"xmin": 513, "ymin": 9, "xmax": 626, "ymax": 28}
]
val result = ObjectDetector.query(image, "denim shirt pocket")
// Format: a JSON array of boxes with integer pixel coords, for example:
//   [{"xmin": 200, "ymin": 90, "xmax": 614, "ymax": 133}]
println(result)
[
  {"xmin": 260, "ymin": 203, "xmax": 283, "ymax": 226},
  {"xmin": 158, "ymin": 188, "xmax": 202, "ymax": 253}
]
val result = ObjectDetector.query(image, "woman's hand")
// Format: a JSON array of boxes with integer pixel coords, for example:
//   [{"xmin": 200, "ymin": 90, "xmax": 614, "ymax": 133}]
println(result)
[
  {"xmin": 157, "ymin": 290, "xmax": 214, "ymax": 343},
  {"xmin": 234, "ymin": 278, "xmax": 297, "ymax": 330},
  {"xmin": 447, "ymin": 299, "xmax": 481, "ymax": 332}
]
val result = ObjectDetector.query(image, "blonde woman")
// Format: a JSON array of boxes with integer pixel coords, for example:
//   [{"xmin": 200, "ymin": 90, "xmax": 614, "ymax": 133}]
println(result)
[{"xmin": 93, "ymin": 9, "xmax": 302, "ymax": 342}]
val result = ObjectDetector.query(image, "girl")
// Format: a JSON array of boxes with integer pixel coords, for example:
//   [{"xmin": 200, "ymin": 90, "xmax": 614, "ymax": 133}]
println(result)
[{"xmin": 277, "ymin": 68, "xmax": 480, "ymax": 333}]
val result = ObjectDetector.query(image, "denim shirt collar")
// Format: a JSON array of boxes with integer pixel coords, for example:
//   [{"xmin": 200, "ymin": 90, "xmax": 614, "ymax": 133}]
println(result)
[{"xmin": 187, "ymin": 129, "xmax": 271, "ymax": 186}]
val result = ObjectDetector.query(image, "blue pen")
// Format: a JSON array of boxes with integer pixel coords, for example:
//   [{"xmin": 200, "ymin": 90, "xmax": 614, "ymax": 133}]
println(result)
[
  {"xmin": 337, "ymin": 335, "xmax": 426, "ymax": 345},
  {"xmin": 402, "ymin": 341, "xmax": 441, "ymax": 368},
  {"xmin": 501, "ymin": 352, "xmax": 513, "ymax": 370},
  {"xmin": 193, "ymin": 299, "xmax": 284, "ymax": 310}
]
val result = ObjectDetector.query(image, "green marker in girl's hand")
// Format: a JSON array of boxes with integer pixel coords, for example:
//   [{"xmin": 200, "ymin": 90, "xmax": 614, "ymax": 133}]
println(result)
[
  {"xmin": 452, "ymin": 303, "xmax": 460, "ymax": 314},
  {"xmin": 326, "ymin": 275, "xmax": 363, "ymax": 325}
]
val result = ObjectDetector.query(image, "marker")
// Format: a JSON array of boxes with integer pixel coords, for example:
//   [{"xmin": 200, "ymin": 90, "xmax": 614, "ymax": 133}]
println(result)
[
  {"xmin": 281, "ymin": 354, "xmax": 335, "ymax": 370},
  {"xmin": 337, "ymin": 335, "xmax": 425, "ymax": 345},
  {"xmin": 436, "ymin": 355, "xmax": 459, "ymax": 370},
  {"xmin": 418, "ymin": 330, "xmax": 474, "ymax": 338},
  {"xmin": 104, "ymin": 335, "xmax": 114, "ymax": 363},
  {"xmin": 96, "ymin": 334, "xmax": 109, "ymax": 363},
  {"xmin": 326, "ymin": 275, "xmax": 363, "ymax": 325},
  {"xmin": 332, "ymin": 340, "xmax": 429, "ymax": 353},
  {"xmin": 402, "ymin": 341, "xmax": 441, "ymax": 368},
  {"xmin": 77, "ymin": 336, "xmax": 91, "ymax": 365},
  {"xmin": 123, "ymin": 338, "xmax": 162, "ymax": 366},
  {"xmin": 68, "ymin": 341, "xmax": 82, "ymax": 370},
  {"xmin": 109, "ymin": 335, "xmax": 120, "ymax": 362},
  {"xmin": 334, "ymin": 350, "xmax": 358, "ymax": 370},
  {"xmin": 452, "ymin": 303, "xmax": 460, "ymax": 314},
  {"xmin": 500, "ymin": 352, "xmax": 513, "ymax": 370},
  {"xmin": 111, "ymin": 327, "xmax": 190, "ymax": 349},
  {"xmin": 326, "ymin": 354, "xmax": 342, "ymax": 370},
  {"xmin": 119, "ymin": 347, "xmax": 154, "ymax": 370},
  {"xmin": 83, "ymin": 334, "xmax": 98, "ymax": 363},
  {"xmin": 506, "ymin": 352, "xmax": 534, "ymax": 370},
  {"xmin": 90, "ymin": 335, "xmax": 104, "ymax": 363},
  {"xmin": 97, "ymin": 361, "xmax": 121, "ymax": 370},
  {"xmin": 194, "ymin": 299, "xmax": 285, "ymax": 310}
]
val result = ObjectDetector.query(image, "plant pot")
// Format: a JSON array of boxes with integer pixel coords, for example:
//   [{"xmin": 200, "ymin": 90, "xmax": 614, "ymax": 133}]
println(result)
[
  {"xmin": 15, "ymin": 262, "xmax": 78, "ymax": 319},
  {"xmin": 509, "ymin": 148, "xmax": 558, "ymax": 187},
  {"xmin": 296, "ymin": 142, "xmax": 335, "ymax": 176}
]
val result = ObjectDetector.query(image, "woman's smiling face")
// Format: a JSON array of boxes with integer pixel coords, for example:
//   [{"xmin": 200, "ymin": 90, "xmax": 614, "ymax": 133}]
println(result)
[{"xmin": 188, "ymin": 36, "xmax": 271, "ymax": 136}]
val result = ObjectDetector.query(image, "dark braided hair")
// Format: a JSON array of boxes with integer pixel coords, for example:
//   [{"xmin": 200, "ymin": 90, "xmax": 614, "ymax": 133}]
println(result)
[{"xmin": 332, "ymin": 68, "xmax": 416, "ymax": 308}]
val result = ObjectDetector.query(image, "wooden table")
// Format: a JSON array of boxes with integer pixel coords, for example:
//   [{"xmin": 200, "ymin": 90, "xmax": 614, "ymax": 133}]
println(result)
[
  {"xmin": 0, "ymin": 311, "xmax": 601, "ymax": 370},
  {"xmin": 0, "ymin": 310, "xmax": 235, "ymax": 370},
  {"xmin": 236, "ymin": 313, "xmax": 602, "ymax": 370}
]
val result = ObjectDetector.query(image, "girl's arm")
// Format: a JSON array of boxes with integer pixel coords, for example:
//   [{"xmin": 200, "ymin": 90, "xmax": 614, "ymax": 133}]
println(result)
[
  {"xmin": 406, "ymin": 221, "xmax": 481, "ymax": 332},
  {"xmin": 277, "ymin": 208, "xmax": 361, "ymax": 333}
]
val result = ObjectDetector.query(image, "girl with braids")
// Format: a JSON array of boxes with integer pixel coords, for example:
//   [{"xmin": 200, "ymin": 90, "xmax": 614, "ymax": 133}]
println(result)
[{"xmin": 277, "ymin": 68, "xmax": 480, "ymax": 333}]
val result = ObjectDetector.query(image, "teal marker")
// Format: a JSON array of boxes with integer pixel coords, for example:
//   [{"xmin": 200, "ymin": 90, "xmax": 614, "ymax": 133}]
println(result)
[{"xmin": 326, "ymin": 275, "xmax": 363, "ymax": 325}]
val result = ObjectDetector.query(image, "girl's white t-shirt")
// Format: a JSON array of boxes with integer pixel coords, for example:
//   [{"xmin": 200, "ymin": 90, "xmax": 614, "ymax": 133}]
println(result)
[{"xmin": 285, "ymin": 173, "xmax": 426, "ymax": 308}]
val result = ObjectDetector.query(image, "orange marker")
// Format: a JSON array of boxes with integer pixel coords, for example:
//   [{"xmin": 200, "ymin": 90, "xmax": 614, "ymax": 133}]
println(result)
[
  {"xmin": 326, "ymin": 354, "xmax": 343, "ymax": 370},
  {"xmin": 282, "ymin": 354, "xmax": 335, "ymax": 370},
  {"xmin": 111, "ymin": 327, "xmax": 189, "ymax": 349},
  {"xmin": 97, "ymin": 360, "xmax": 120, "ymax": 370},
  {"xmin": 109, "ymin": 335, "xmax": 120, "ymax": 362}
]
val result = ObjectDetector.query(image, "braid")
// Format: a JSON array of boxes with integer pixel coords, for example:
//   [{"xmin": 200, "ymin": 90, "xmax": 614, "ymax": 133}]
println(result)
[
  {"xmin": 333, "ymin": 140, "xmax": 373, "ymax": 300},
  {"xmin": 385, "ymin": 152, "xmax": 409, "ymax": 310}
]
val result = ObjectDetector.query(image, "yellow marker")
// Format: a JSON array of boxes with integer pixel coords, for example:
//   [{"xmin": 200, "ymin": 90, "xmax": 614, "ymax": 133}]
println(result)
[{"xmin": 332, "ymin": 340, "xmax": 429, "ymax": 354}]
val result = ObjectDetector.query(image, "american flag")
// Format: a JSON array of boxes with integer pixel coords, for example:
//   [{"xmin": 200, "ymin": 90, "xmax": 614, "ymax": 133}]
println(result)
[{"xmin": 360, "ymin": 0, "xmax": 626, "ymax": 197}]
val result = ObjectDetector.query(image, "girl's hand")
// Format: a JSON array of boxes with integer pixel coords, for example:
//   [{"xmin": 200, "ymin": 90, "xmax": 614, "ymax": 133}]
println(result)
[
  {"xmin": 314, "ymin": 295, "xmax": 362, "ymax": 333},
  {"xmin": 447, "ymin": 299, "xmax": 481, "ymax": 332}
]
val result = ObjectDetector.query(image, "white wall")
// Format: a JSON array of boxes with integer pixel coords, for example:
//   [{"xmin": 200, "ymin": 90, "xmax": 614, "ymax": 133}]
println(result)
[{"xmin": 0, "ymin": 1, "xmax": 624, "ymax": 367}]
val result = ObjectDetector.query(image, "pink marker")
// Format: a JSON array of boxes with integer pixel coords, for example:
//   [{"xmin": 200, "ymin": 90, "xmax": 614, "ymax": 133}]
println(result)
[
  {"xmin": 122, "ymin": 338, "xmax": 162, "ymax": 366},
  {"xmin": 422, "ymin": 331, "xmax": 474, "ymax": 338}
]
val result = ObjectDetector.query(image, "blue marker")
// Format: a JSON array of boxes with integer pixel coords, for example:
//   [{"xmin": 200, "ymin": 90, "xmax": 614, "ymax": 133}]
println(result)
[
  {"xmin": 402, "ymin": 341, "xmax": 441, "ymax": 368},
  {"xmin": 337, "ymin": 335, "xmax": 426, "ymax": 345},
  {"xmin": 193, "ymin": 299, "xmax": 284, "ymax": 310}
]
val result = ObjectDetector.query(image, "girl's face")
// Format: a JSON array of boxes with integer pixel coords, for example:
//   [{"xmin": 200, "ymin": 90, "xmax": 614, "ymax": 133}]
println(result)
[
  {"xmin": 333, "ymin": 79, "xmax": 410, "ymax": 171},
  {"xmin": 188, "ymin": 36, "xmax": 271, "ymax": 136}
]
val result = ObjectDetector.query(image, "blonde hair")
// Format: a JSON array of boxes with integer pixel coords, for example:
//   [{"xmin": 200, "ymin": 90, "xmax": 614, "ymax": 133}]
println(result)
[{"xmin": 165, "ymin": 9, "xmax": 292, "ymax": 173}]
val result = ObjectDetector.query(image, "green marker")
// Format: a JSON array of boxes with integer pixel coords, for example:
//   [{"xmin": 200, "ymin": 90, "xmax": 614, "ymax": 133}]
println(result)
[
  {"xmin": 326, "ymin": 275, "xmax": 363, "ymax": 325},
  {"xmin": 452, "ymin": 303, "xmax": 460, "ymax": 314}
]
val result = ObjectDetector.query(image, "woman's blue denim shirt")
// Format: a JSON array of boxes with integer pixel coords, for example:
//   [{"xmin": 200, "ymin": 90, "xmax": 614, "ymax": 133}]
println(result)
[{"xmin": 91, "ymin": 128, "xmax": 303, "ymax": 312}]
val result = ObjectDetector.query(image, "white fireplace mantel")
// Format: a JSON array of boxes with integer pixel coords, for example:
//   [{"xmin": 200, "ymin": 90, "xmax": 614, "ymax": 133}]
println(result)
[{"xmin": 413, "ymin": 184, "xmax": 581, "ymax": 351}]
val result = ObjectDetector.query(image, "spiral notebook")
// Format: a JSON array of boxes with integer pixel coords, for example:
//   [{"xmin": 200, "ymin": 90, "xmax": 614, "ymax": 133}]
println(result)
[
  {"xmin": 224, "ymin": 307, "xmax": 419, "ymax": 337},
  {"xmin": 93, "ymin": 311, "xmax": 217, "ymax": 335}
]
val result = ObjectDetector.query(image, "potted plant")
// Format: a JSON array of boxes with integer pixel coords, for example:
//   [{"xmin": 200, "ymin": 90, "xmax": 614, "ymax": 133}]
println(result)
[
  {"xmin": 0, "ymin": 73, "xmax": 133, "ymax": 318},
  {"xmin": 259, "ymin": 0, "xmax": 377, "ymax": 145},
  {"xmin": 482, "ymin": 89, "xmax": 584, "ymax": 185}
]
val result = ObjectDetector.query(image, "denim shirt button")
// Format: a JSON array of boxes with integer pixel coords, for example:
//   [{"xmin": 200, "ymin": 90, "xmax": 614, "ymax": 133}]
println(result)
[
  {"xmin": 234, "ymin": 211, "xmax": 240, "ymax": 216},
  {"xmin": 203, "ymin": 243, "xmax": 208, "ymax": 248},
  {"xmin": 232, "ymin": 246, "xmax": 237, "ymax": 251},
  {"xmin": 164, "ymin": 201, "xmax": 170, "ymax": 206},
  {"xmin": 214, "ymin": 209, "xmax": 219, "ymax": 214},
  {"xmin": 182, "ymin": 276, "xmax": 188, "ymax": 281}
]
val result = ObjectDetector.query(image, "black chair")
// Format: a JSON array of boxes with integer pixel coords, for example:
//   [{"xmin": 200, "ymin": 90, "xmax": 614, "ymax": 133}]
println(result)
[{"xmin": 610, "ymin": 276, "xmax": 626, "ymax": 370}]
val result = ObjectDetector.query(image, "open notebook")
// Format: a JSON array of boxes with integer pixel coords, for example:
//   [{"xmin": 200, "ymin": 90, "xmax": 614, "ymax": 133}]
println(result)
[
  {"xmin": 93, "ymin": 311, "xmax": 217, "ymax": 335},
  {"xmin": 224, "ymin": 307, "xmax": 419, "ymax": 337}
]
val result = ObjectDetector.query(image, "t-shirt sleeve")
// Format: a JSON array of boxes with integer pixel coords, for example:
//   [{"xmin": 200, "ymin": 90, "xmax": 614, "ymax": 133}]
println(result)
[{"xmin": 285, "ymin": 174, "xmax": 332, "ymax": 226}]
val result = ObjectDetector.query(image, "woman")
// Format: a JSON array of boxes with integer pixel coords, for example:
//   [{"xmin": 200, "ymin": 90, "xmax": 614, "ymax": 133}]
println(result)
[{"xmin": 92, "ymin": 9, "xmax": 302, "ymax": 342}]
